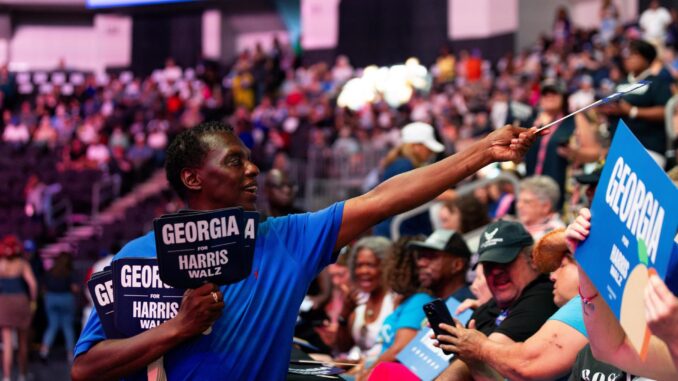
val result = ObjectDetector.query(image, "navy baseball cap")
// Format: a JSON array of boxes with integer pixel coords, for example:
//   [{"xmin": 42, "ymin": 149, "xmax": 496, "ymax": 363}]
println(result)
[
  {"xmin": 477, "ymin": 220, "xmax": 534, "ymax": 265},
  {"xmin": 408, "ymin": 229, "xmax": 472, "ymax": 258}
]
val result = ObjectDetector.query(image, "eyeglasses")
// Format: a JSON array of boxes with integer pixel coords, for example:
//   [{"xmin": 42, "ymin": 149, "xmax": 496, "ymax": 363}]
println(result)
[
  {"xmin": 414, "ymin": 250, "xmax": 443, "ymax": 261},
  {"xmin": 268, "ymin": 182, "xmax": 298, "ymax": 192}
]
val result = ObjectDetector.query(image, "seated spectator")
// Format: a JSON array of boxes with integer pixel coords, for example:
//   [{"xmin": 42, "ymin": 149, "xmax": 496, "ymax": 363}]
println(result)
[
  {"xmin": 438, "ymin": 195, "xmax": 490, "ymax": 234},
  {"xmin": 147, "ymin": 125, "xmax": 168, "ymax": 166},
  {"xmin": 86, "ymin": 135, "xmax": 111, "ymax": 170},
  {"xmin": 487, "ymin": 180, "xmax": 516, "ymax": 219},
  {"xmin": 263, "ymin": 168, "xmax": 304, "ymax": 218},
  {"xmin": 566, "ymin": 208, "xmax": 678, "ymax": 380},
  {"xmin": 126, "ymin": 133, "xmax": 153, "ymax": 170},
  {"xmin": 436, "ymin": 229, "xmax": 588, "ymax": 381},
  {"xmin": 315, "ymin": 253, "xmax": 352, "ymax": 350},
  {"xmin": 2, "ymin": 113, "xmax": 30, "ymax": 147},
  {"xmin": 412, "ymin": 229, "xmax": 473, "ymax": 302},
  {"xmin": 436, "ymin": 220, "xmax": 559, "ymax": 380},
  {"xmin": 335, "ymin": 237, "xmax": 395, "ymax": 361},
  {"xmin": 516, "ymin": 175, "xmax": 565, "ymax": 240},
  {"xmin": 59, "ymin": 138, "xmax": 88, "ymax": 171},
  {"xmin": 374, "ymin": 122, "xmax": 444, "ymax": 238},
  {"xmin": 360, "ymin": 236, "xmax": 434, "ymax": 378},
  {"xmin": 455, "ymin": 262, "xmax": 493, "ymax": 314},
  {"xmin": 32, "ymin": 115, "xmax": 58, "ymax": 149},
  {"xmin": 568, "ymin": 75, "xmax": 595, "ymax": 113}
]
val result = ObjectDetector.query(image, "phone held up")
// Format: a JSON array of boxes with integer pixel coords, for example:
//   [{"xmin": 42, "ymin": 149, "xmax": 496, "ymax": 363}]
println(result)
[{"xmin": 423, "ymin": 299, "xmax": 456, "ymax": 355}]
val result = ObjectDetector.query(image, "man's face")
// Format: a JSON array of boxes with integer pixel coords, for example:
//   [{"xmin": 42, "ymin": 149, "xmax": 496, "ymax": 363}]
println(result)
[
  {"xmin": 483, "ymin": 251, "xmax": 537, "ymax": 308},
  {"xmin": 194, "ymin": 132, "xmax": 260, "ymax": 211},
  {"xmin": 550, "ymin": 256, "xmax": 579, "ymax": 307},
  {"xmin": 517, "ymin": 190, "xmax": 552, "ymax": 226},
  {"xmin": 540, "ymin": 92, "xmax": 563, "ymax": 114},
  {"xmin": 416, "ymin": 249, "xmax": 464, "ymax": 292},
  {"xmin": 266, "ymin": 173, "xmax": 296, "ymax": 208}
]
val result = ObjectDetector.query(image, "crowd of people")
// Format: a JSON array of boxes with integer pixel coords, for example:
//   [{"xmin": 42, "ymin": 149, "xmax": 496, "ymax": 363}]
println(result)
[{"xmin": 1, "ymin": 1, "xmax": 678, "ymax": 380}]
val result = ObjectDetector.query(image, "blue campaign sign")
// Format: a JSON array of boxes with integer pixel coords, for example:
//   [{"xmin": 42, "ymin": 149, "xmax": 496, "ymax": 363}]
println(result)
[
  {"xmin": 112, "ymin": 257, "xmax": 185, "ymax": 337},
  {"xmin": 396, "ymin": 297, "xmax": 473, "ymax": 381},
  {"xmin": 154, "ymin": 208, "xmax": 252, "ymax": 288},
  {"xmin": 576, "ymin": 120, "xmax": 678, "ymax": 356},
  {"xmin": 87, "ymin": 270, "xmax": 124, "ymax": 339}
]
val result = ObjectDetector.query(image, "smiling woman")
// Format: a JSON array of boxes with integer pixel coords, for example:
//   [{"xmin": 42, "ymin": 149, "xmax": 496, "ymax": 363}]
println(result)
[{"xmin": 334, "ymin": 236, "xmax": 396, "ymax": 361}]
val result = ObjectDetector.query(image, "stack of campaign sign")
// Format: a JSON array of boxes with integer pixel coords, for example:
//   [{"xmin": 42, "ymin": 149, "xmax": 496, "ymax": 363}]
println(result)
[{"xmin": 87, "ymin": 207, "xmax": 259, "ymax": 343}]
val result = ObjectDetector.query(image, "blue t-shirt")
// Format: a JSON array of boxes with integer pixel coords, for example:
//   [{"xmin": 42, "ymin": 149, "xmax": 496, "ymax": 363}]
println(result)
[
  {"xmin": 75, "ymin": 202, "xmax": 344, "ymax": 381},
  {"xmin": 548, "ymin": 296, "xmax": 587, "ymax": 338},
  {"xmin": 378, "ymin": 292, "xmax": 434, "ymax": 353}
]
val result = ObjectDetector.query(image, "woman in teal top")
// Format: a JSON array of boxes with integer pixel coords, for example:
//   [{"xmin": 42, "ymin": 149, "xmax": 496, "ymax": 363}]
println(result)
[{"xmin": 360, "ymin": 236, "xmax": 434, "ymax": 379}]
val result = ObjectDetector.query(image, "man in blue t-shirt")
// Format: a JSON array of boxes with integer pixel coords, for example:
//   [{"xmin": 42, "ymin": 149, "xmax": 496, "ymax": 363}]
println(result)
[{"xmin": 71, "ymin": 121, "xmax": 539, "ymax": 381}]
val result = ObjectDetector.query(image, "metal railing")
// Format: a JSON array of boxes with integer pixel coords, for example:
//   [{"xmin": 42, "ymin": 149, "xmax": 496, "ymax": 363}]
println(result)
[
  {"xmin": 91, "ymin": 174, "xmax": 121, "ymax": 218},
  {"xmin": 390, "ymin": 172, "xmax": 521, "ymax": 240},
  {"xmin": 46, "ymin": 193, "xmax": 72, "ymax": 232}
]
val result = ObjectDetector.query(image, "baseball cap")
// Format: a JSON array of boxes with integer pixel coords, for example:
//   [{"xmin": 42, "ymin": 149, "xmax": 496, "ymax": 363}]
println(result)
[
  {"xmin": 574, "ymin": 167, "xmax": 603, "ymax": 185},
  {"xmin": 540, "ymin": 79, "xmax": 565, "ymax": 95},
  {"xmin": 408, "ymin": 229, "xmax": 471, "ymax": 258},
  {"xmin": 477, "ymin": 220, "xmax": 534, "ymax": 265},
  {"xmin": 401, "ymin": 122, "xmax": 444, "ymax": 153}
]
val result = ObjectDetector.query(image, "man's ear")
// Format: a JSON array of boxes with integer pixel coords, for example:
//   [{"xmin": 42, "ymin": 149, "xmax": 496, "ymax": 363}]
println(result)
[
  {"xmin": 181, "ymin": 168, "xmax": 202, "ymax": 192},
  {"xmin": 451, "ymin": 257, "xmax": 466, "ymax": 274}
]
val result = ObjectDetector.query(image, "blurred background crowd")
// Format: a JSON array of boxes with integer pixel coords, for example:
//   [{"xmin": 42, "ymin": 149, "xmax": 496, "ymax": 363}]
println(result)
[{"xmin": 1, "ymin": 0, "xmax": 678, "ymax": 380}]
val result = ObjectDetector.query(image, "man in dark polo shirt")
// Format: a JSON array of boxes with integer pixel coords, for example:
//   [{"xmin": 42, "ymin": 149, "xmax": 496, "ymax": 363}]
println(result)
[
  {"xmin": 600, "ymin": 39, "xmax": 672, "ymax": 168},
  {"xmin": 436, "ymin": 220, "xmax": 558, "ymax": 380}
]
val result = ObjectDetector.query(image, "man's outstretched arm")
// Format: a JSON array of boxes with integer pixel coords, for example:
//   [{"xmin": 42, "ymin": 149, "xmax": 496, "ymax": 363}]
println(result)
[
  {"xmin": 72, "ymin": 283, "xmax": 224, "ymax": 381},
  {"xmin": 336, "ymin": 125, "xmax": 538, "ymax": 249}
]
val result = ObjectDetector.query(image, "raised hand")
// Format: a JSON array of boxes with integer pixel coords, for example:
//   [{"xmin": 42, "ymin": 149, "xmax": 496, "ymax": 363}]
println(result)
[
  {"xmin": 645, "ymin": 274, "xmax": 678, "ymax": 344},
  {"xmin": 484, "ymin": 125, "xmax": 541, "ymax": 162},
  {"xmin": 565, "ymin": 208, "xmax": 591, "ymax": 253}
]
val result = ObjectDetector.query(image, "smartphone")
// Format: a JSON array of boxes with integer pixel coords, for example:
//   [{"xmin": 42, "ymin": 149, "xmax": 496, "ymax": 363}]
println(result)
[{"xmin": 423, "ymin": 299, "xmax": 455, "ymax": 355}]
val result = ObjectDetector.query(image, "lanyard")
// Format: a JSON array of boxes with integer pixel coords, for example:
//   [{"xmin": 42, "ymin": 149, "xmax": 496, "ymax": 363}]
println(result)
[{"xmin": 535, "ymin": 114, "xmax": 563, "ymax": 175}]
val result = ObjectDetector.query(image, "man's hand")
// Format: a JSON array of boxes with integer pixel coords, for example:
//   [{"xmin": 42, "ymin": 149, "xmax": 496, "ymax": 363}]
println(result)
[
  {"xmin": 433, "ymin": 319, "xmax": 488, "ymax": 363},
  {"xmin": 171, "ymin": 283, "xmax": 224, "ymax": 339},
  {"xmin": 483, "ymin": 125, "xmax": 540, "ymax": 162},
  {"xmin": 565, "ymin": 207, "xmax": 591, "ymax": 253},
  {"xmin": 645, "ymin": 274, "xmax": 678, "ymax": 345}
]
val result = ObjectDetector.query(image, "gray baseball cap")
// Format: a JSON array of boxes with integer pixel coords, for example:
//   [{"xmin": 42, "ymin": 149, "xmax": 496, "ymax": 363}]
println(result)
[{"xmin": 408, "ymin": 229, "xmax": 471, "ymax": 258}]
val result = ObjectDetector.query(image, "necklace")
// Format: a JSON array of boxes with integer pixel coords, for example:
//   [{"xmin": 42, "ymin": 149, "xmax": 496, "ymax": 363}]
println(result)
[{"xmin": 365, "ymin": 308, "xmax": 374, "ymax": 318}]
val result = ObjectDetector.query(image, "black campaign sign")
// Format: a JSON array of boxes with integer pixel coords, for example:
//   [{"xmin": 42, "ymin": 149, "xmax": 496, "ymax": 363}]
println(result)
[
  {"xmin": 87, "ymin": 269, "xmax": 124, "ymax": 339},
  {"xmin": 112, "ymin": 257, "xmax": 185, "ymax": 337},
  {"xmin": 153, "ymin": 208, "xmax": 258, "ymax": 288}
]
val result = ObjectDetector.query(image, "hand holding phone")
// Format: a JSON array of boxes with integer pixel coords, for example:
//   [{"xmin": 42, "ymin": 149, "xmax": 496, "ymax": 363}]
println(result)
[{"xmin": 423, "ymin": 299, "xmax": 456, "ymax": 355}]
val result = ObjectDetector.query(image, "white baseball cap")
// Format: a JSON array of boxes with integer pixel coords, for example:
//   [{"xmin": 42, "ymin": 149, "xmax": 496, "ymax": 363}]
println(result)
[{"xmin": 401, "ymin": 122, "xmax": 444, "ymax": 153}]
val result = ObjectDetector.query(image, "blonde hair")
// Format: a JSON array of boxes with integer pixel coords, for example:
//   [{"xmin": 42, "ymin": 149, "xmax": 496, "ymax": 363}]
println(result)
[{"xmin": 381, "ymin": 143, "xmax": 426, "ymax": 169}]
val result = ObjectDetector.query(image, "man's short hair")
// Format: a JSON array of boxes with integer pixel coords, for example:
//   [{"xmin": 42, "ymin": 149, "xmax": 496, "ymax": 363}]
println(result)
[
  {"xmin": 520, "ymin": 175, "xmax": 560, "ymax": 211},
  {"xmin": 629, "ymin": 39, "xmax": 657, "ymax": 64},
  {"xmin": 165, "ymin": 121, "xmax": 234, "ymax": 198}
]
